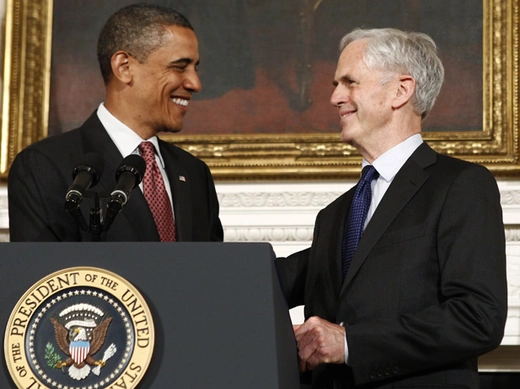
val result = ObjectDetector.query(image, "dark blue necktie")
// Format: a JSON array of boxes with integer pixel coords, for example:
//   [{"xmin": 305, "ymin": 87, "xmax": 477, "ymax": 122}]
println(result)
[{"xmin": 342, "ymin": 165, "xmax": 379, "ymax": 280}]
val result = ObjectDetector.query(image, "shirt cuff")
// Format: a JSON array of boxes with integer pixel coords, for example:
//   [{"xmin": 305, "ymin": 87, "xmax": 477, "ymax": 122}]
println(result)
[{"xmin": 340, "ymin": 321, "xmax": 350, "ymax": 365}]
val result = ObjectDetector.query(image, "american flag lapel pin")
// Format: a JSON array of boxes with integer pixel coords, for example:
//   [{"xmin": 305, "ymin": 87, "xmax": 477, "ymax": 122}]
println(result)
[{"xmin": 179, "ymin": 175, "xmax": 186, "ymax": 182}]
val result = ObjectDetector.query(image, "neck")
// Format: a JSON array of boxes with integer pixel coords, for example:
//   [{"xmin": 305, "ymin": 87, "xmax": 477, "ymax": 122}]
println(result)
[
  {"xmin": 104, "ymin": 95, "xmax": 156, "ymax": 140},
  {"xmin": 357, "ymin": 123, "xmax": 421, "ymax": 163}
]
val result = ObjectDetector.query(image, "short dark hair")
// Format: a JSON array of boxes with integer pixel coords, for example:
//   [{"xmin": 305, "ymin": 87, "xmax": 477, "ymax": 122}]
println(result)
[{"xmin": 97, "ymin": 3, "xmax": 193, "ymax": 84}]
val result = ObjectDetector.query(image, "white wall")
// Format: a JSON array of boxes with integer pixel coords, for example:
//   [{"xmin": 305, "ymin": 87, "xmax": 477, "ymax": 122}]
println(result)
[{"xmin": 0, "ymin": 179, "xmax": 519, "ymax": 344}]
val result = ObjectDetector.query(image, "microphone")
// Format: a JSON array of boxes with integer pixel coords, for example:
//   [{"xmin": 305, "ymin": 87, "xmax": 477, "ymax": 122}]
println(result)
[
  {"xmin": 104, "ymin": 154, "xmax": 146, "ymax": 231},
  {"xmin": 65, "ymin": 153, "xmax": 104, "ymax": 209},
  {"xmin": 64, "ymin": 153, "xmax": 104, "ymax": 230}
]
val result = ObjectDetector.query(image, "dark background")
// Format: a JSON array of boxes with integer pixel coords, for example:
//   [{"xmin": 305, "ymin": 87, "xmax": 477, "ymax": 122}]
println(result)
[
  {"xmin": 480, "ymin": 373, "xmax": 520, "ymax": 388},
  {"xmin": 49, "ymin": 0, "xmax": 482, "ymax": 136}
]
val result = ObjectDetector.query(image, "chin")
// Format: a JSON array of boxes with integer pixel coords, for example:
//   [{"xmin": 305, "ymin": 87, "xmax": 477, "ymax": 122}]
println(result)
[
  {"xmin": 157, "ymin": 125, "xmax": 183, "ymax": 134},
  {"xmin": 340, "ymin": 127, "xmax": 358, "ymax": 145},
  {"xmin": 340, "ymin": 132, "xmax": 352, "ymax": 144}
]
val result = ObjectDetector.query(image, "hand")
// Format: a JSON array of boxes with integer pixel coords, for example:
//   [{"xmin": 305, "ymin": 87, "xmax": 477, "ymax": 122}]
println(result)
[{"xmin": 293, "ymin": 316, "xmax": 346, "ymax": 372}]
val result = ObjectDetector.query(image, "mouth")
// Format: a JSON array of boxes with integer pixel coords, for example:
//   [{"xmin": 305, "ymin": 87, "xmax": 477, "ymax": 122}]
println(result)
[
  {"xmin": 171, "ymin": 97, "xmax": 189, "ymax": 107},
  {"xmin": 339, "ymin": 109, "xmax": 355, "ymax": 119}
]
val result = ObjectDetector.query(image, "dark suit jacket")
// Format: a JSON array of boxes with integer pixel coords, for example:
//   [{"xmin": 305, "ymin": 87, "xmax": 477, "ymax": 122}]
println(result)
[
  {"xmin": 276, "ymin": 143, "xmax": 507, "ymax": 389},
  {"xmin": 8, "ymin": 112, "xmax": 223, "ymax": 242}
]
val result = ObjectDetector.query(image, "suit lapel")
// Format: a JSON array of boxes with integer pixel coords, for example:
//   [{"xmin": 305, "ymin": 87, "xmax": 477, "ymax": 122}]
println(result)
[
  {"xmin": 79, "ymin": 113, "xmax": 122, "ymax": 199},
  {"xmin": 159, "ymin": 141, "xmax": 192, "ymax": 241},
  {"xmin": 79, "ymin": 112, "xmax": 159, "ymax": 241},
  {"xmin": 340, "ymin": 143, "xmax": 437, "ymax": 296}
]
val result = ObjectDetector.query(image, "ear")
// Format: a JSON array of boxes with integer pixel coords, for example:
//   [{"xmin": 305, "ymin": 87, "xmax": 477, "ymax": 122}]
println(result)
[
  {"xmin": 392, "ymin": 75, "xmax": 415, "ymax": 110},
  {"xmin": 110, "ymin": 51, "xmax": 133, "ymax": 84}
]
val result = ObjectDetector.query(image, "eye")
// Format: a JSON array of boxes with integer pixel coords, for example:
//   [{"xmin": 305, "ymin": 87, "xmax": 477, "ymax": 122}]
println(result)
[
  {"xmin": 171, "ymin": 65, "xmax": 186, "ymax": 72},
  {"xmin": 168, "ymin": 60, "xmax": 191, "ymax": 72},
  {"xmin": 344, "ymin": 78, "xmax": 355, "ymax": 86},
  {"xmin": 337, "ymin": 76, "xmax": 355, "ymax": 88}
]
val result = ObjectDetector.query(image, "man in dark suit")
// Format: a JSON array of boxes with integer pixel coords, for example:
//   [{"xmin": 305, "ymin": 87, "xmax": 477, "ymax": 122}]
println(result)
[
  {"xmin": 276, "ymin": 28, "xmax": 507, "ymax": 388},
  {"xmin": 8, "ymin": 3, "xmax": 223, "ymax": 242}
]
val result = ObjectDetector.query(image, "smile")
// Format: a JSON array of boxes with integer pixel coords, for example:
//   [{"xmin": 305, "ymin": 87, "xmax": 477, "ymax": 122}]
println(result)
[
  {"xmin": 340, "ymin": 110, "xmax": 355, "ymax": 118},
  {"xmin": 171, "ymin": 97, "xmax": 189, "ymax": 107}
]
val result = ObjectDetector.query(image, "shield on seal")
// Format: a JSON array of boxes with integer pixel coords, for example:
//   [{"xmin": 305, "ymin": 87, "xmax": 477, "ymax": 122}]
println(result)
[{"xmin": 70, "ymin": 339, "xmax": 90, "ymax": 364}]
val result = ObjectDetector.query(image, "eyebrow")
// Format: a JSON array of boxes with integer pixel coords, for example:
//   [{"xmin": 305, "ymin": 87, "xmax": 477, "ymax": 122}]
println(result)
[
  {"xmin": 169, "ymin": 58, "xmax": 199, "ymax": 67},
  {"xmin": 333, "ymin": 75, "xmax": 355, "ymax": 86}
]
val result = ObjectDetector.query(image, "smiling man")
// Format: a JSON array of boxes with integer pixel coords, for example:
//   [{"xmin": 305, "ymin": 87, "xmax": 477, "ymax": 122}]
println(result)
[
  {"xmin": 8, "ymin": 3, "xmax": 223, "ymax": 242},
  {"xmin": 276, "ymin": 28, "xmax": 507, "ymax": 389}
]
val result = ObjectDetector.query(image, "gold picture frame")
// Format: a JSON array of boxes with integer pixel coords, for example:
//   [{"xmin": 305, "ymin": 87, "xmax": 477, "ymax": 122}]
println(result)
[{"xmin": 0, "ymin": 0, "xmax": 518, "ymax": 180}]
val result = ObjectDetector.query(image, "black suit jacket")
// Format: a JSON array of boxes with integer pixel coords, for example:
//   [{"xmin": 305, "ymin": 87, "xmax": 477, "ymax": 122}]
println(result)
[
  {"xmin": 276, "ymin": 143, "xmax": 507, "ymax": 389},
  {"xmin": 8, "ymin": 112, "xmax": 223, "ymax": 242}
]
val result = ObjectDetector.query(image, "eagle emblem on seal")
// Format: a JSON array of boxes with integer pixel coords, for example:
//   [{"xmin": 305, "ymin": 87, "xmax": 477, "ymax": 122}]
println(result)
[{"xmin": 49, "ymin": 303, "xmax": 117, "ymax": 380}]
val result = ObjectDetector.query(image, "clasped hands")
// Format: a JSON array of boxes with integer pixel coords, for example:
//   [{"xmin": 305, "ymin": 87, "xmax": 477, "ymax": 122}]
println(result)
[{"xmin": 293, "ymin": 316, "xmax": 346, "ymax": 372}]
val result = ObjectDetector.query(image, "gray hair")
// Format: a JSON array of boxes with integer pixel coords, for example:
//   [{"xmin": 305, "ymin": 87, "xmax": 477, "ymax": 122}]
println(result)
[{"xmin": 339, "ymin": 28, "xmax": 444, "ymax": 119}]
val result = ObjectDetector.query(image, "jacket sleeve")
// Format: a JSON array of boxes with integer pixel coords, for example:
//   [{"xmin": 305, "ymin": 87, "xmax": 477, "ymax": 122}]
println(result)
[{"xmin": 275, "ymin": 247, "xmax": 311, "ymax": 309}]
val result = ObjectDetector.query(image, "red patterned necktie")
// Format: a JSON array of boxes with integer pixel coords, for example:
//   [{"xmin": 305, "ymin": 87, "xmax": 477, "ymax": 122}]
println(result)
[{"xmin": 138, "ymin": 142, "xmax": 176, "ymax": 241}]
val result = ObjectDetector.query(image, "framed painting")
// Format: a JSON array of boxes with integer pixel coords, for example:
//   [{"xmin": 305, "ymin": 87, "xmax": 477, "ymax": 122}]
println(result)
[{"xmin": 1, "ymin": 0, "xmax": 518, "ymax": 180}]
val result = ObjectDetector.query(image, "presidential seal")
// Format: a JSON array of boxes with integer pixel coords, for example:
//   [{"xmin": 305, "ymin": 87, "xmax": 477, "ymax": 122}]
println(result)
[{"xmin": 4, "ymin": 267, "xmax": 154, "ymax": 389}]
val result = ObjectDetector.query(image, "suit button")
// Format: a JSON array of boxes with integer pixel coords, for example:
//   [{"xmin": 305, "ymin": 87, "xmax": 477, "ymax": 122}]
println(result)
[
  {"xmin": 369, "ymin": 371, "xmax": 376, "ymax": 379},
  {"xmin": 384, "ymin": 367, "xmax": 391, "ymax": 376},
  {"xmin": 377, "ymin": 369, "xmax": 383, "ymax": 377},
  {"xmin": 392, "ymin": 366, "xmax": 400, "ymax": 374}
]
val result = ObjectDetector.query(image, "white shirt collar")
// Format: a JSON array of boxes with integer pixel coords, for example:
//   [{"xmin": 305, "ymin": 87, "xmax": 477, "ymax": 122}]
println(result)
[
  {"xmin": 362, "ymin": 134, "xmax": 423, "ymax": 182},
  {"xmin": 96, "ymin": 103, "xmax": 166, "ymax": 168}
]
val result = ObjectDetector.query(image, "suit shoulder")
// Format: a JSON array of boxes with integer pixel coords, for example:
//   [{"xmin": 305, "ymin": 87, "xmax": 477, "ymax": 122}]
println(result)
[
  {"xmin": 415, "ymin": 142, "xmax": 493, "ymax": 178},
  {"xmin": 12, "ymin": 129, "xmax": 84, "ymax": 168},
  {"xmin": 435, "ymin": 153, "xmax": 495, "ymax": 179},
  {"xmin": 20, "ymin": 128, "xmax": 82, "ymax": 155},
  {"xmin": 425, "ymin": 153, "xmax": 499, "ymax": 195},
  {"xmin": 16, "ymin": 111, "xmax": 101, "ymax": 159}
]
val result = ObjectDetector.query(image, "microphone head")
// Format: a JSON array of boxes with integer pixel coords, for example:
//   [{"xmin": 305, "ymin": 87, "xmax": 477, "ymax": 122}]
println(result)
[
  {"xmin": 72, "ymin": 152, "xmax": 104, "ymax": 186},
  {"xmin": 115, "ymin": 154, "xmax": 146, "ymax": 186}
]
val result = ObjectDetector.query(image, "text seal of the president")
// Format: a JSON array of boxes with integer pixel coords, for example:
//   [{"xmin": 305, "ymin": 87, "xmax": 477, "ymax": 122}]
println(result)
[{"xmin": 4, "ymin": 266, "xmax": 154, "ymax": 389}]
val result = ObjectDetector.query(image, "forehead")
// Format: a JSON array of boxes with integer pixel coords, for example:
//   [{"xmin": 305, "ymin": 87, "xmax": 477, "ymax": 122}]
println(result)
[
  {"xmin": 335, "ymin": 40, "xmax": 368, "ymax": 75},
  {"xmin": 151, "ymin": 25, "xmax": 199, "ymax": 60}
]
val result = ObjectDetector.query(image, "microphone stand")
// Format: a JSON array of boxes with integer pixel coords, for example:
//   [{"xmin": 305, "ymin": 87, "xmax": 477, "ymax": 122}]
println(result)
[
  {"xmin": 64, "ymin": 198, "xmax": 88, "ymax": 232},
  {"xmin": 65, "ymin": 191, "xmax": 110, "ymax": 241},
  {"xmin": 88, "ymin": 192, "xmax": 104, "ymax": 242}
]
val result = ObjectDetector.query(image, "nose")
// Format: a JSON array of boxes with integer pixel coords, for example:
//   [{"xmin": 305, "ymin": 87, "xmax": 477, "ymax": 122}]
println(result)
[
  {"xmin": 330, "ymin": 85, "xmax": 345, "ymax": 107},
  {"xmin": 184, "ymin": 69, "xmax": 202, "ymax": 93}
]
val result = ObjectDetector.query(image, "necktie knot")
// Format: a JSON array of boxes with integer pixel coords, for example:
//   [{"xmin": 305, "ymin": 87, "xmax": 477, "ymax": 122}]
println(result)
[
  {"xmin": 360, "ymin": 165, "xmax": 378, "ymax": 185},
  {"xmin": 355, "ymin": 165, "xmax": 378, "ymax": 198},
  {"xmin": 138, "ymin": 141, "xmax": 156, "ymax": 162}
]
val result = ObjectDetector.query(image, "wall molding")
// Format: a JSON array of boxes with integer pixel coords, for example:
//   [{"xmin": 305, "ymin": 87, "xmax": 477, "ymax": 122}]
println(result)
[{"xmin": 0, "ymin": 180, "xmax": 519, "ymax": 344}]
